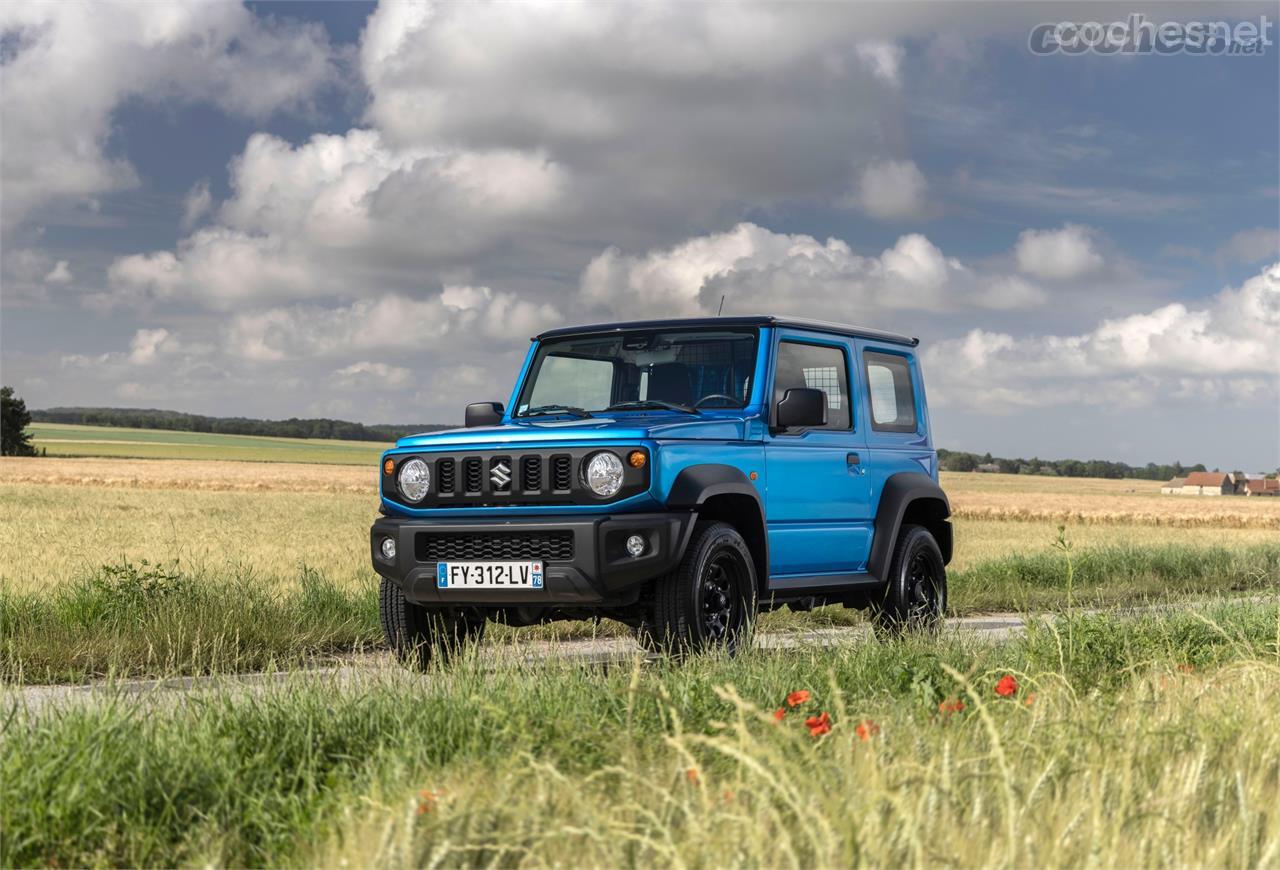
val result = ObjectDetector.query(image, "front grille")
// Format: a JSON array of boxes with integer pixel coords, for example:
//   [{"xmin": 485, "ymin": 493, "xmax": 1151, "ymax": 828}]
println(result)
[
  {"xmin": 463, "ymin": 457, "xmax": 483, "ymax": 493},
  {"xmin": 551, "ymin": 455, "xmax": 572, "ymax": 491},
  {"xmin": 416, "ymin": 531, "xmax": 575, "ymax": 562},
  {"xmin": 383, "ymin": 447, "xmax": 647, "ymax": 507},
  {"xmin": 520, "ymin": 455, "xmax": 542, "ymax": 492},
  {"xmin": 437, "ymin": 459, "xmax": 455, "ymax": 494}
]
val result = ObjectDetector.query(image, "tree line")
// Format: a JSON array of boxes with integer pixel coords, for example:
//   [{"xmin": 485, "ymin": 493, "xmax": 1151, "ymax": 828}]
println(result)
[
  {"xmin": 29, "ymin": 406, "xmax": 452, "ymax": 442},
  {"xmin": 938, "ymin": 448, "xmax": 1210, "ymax": 481}
]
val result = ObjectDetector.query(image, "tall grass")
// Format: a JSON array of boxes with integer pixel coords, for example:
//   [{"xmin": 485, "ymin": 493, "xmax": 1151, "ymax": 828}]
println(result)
[
  {"xmin": 0, "ymin": 559, "xmax": 380, "ymax": 682},
  {"xmin": 3, "ymin": 604, "xmax": 1277, "ymax": 867},
  {"xmin": 3, "ymin": 541, "xmax": 1277, "ymax": 682}
]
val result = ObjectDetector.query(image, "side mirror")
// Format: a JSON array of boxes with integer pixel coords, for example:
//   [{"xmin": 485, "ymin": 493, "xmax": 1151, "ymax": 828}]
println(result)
[
  {"xmin": 775, "ymin": 388, "xmax": 826, "ymax": 429},
  {"xmin": 465, "ymin": 402, "xmax": 505, "ymax": 427}
]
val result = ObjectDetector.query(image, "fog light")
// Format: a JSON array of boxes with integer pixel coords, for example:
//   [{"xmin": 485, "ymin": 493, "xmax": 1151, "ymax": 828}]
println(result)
[
  {"xmin": 380, "ymin": 536, "xmax": 396, "ymax": 560},
  {"xmin": 625, "ymin": 534, "xmax": 646, "ymax": 557}
]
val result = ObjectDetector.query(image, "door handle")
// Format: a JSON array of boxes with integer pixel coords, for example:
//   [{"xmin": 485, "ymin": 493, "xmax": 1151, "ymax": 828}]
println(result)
[{"xmin": 847, "ymin": 452, "xmax": 864, "ymax": 474}]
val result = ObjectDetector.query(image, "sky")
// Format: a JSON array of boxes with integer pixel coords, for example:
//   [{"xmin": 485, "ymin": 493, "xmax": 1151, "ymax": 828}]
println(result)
[{"xmin": 1, "ymin": 0, "xmax": 1277, "ymax": 470}]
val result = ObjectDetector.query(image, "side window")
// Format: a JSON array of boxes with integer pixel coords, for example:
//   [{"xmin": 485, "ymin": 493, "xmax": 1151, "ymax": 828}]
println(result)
[
  {"xmin": 864, "ymin": 351, "xmax": 918, "ymax": 433},
  {"xmin": 774, "ymin": 340, "xmax": 851, "ymax": 429}
]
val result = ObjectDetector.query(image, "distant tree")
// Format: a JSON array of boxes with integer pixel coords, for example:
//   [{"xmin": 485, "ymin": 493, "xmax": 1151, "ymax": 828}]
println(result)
[
  {"xmin": 1, "ymin": 386, "xmax": 38, "ymax": 456},
  {"xmin": 944, "ymin": 452, "xmax": 978, "ymax": 472}
]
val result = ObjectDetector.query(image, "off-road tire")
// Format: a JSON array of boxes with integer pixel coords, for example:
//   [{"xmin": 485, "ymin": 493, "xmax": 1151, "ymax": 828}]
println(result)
[
  {"xmin": 380, "ymin": 576, "xmax": 485, "ymax": 669},
  {"xmin": 872, "ymin": 523, "xmax": 946, "ymax": 636},
  {"xmin": 638, "ymin": 520, "xmax": 757, "ymax": 657}
]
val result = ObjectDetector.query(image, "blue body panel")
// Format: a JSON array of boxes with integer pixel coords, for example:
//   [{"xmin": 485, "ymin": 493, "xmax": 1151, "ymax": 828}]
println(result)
[{"xmin": 380, "ymin": 322, "xmax": 939, "ymax": 583}]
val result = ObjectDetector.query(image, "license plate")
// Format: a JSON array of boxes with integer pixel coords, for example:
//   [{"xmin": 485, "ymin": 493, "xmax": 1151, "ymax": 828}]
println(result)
[{"xmin": 436, "ymin": 561, "xmax": 544, "ymax": 589}]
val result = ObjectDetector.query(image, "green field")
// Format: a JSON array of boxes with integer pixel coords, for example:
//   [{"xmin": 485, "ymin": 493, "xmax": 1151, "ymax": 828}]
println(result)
[{"xmin": 29, "ymin": 422, "xmax": 389, "ymax": 465}]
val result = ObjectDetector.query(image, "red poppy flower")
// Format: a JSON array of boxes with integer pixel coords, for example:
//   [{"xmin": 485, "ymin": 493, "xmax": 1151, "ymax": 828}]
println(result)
[
  {"xmin": 805, "ymin": 711, "xmax": 831, "ymax": 737},
  {"xmin": 787, "ymin": 690, "xmax": 812, "ymax": 708},
  {"xmin": 938, "ymin": 698, "xmax": 965, "ymax": 715},
  {"xmin": 417, "ymin": 789, "xmax": 439, "ymax": 815},
  {"xmin": 854, "ymin": 719, "xmax": 880, "ymax": 741},
  {"xmin": 1024, "ymin": 693, "xmax": 1037, "ymax": 707},
  {"xmin": 995, "ymin": 674, "xmax": 1018, "ymax": 697},
  {"xmin": 773, "ymin": 707, "xmax": 786, "ymax": 721},
  {"xmin": 1177, "ymin": 663, "xmax": 1195, "ymax": 674},
  {"xmin": 686, "ymin": 767, "xmax": 700, "ymax": 785}
]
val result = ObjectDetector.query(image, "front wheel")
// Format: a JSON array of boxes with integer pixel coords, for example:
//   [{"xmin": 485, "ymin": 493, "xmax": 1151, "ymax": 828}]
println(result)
[
  {"xmin": 379, "ymin": 577, "xmax": 485, "ymax": 669},
  {"xmin": 872, "ymin": 524, "xmax": 947, "ymax": 636},
  {"xmin": 639, "ymin": 520, "xmax": 758, "ymax": 656}
]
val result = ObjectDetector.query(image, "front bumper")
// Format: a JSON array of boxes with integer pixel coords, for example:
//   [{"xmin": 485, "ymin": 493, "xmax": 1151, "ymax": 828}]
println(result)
[{"xmin": 370, "ymin": 512, "xmax": 695, "ymax": 606}]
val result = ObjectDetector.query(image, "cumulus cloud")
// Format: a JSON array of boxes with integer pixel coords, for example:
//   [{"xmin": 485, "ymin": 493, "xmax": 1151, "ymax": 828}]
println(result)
[
  {"xmin": 853, "ymin": 160, "xmax": 930, "ymax": 220},
  {"xmin": 43, "ymin": 260, "xmax": 73, "ymax": 285},
  {"xmin": 333, "ymin": 361, "xmax": 411, "ymax": 389},
  {"xmin": 1015, "ymin": 224, "xmax": 1104, "ymax": 280},
  {"xmin": 128, "ymin": 328, "xmax": 174, "ymax": 365},
  {"xmin": 1216, "ymin": 227, "xmax": 1280, "ymax": 265},
  {"xmin": 579, "ymin": 222, "xmax": 1044, "ymax": 321},
  {"xmin": 227, "ymin": 286, "xmax": 558, "ymax": 362},
  {"xmin": 0, "ymin": 1, "xmax": 338, "ymax": 230},
  {"xmin": 181, "ymin": 181, "xmax": 213, "ymax": 231},
  {"xmin": 925, "ymin": 263, "xmax": 1280, "ymax": 412},
  {"xmin": 855, "ymin": 41, "xmax": 905, "ymax": 85},
  {"xmin": 103, "ymin": 130, "xmax": 566, "ymax": 310}
]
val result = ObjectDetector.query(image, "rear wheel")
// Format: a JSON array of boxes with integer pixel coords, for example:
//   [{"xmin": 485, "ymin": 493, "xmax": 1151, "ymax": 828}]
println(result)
[
  {"xmin": 379, "ymin": 576, "xmax": 485, "ymax": 669},
  {"xmin": 638, "ymin": 520, "xmax": 757, "ymax": 656},
  {"xmin": 872, "ymin": 524, "xmax": 946, "ymax": 635}
]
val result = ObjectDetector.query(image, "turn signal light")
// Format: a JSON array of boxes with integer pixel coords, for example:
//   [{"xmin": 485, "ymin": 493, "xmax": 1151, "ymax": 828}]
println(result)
[
  {"xmin": 628, "ymin": 450, "xmax": 647, "ymax": 468},
  {"xmin": 383, "ymin": 458, "xmax": 395, "ymax": 475}
]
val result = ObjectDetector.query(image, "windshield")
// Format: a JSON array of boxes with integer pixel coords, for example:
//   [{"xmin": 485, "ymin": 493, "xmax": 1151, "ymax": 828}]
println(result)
[{"xmin": 515, "ymin": 328, "xmax": 759, "ymax": 416}]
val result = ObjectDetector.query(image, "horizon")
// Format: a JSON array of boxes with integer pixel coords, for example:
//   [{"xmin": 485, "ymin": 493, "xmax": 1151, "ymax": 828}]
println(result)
[{"xmin": 2, "ymin": 1, "xmax": 1277, "ymax": 469}]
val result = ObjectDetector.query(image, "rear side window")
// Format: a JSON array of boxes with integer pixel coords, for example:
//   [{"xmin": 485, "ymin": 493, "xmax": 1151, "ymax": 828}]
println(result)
[
  {"xmin": 864, "ymin": 351, "xmax": 917, "ymax": 433},
  {"xmin": 774, "ymin": 340, "xmax": 851, "ymax": 429}
]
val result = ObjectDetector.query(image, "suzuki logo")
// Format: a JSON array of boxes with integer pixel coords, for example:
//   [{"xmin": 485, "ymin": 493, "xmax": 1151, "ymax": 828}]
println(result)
[{"xmin": 490, "ymin": 460, "xmax": 512, "ymax": 489}]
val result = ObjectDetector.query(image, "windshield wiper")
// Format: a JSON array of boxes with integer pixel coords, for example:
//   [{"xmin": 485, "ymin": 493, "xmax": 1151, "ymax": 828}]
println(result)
[
  {"xmin": 605, "ymin": 400, "xmax": 700, "ymax": 415},
  {"xmin": 520, "ymin": 404, "xmax": 595, "ymax": 419}
]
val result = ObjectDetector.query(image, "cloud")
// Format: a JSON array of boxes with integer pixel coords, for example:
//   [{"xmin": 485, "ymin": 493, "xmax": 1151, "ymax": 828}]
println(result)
[
  {"xmin": 333, "ymin": 361, "xmax": 412, "ymax": 389},
  {"xmin": 854, "ymin": 160, "xmax": 929, "ymax": 220},
  {"xmin": 43, "ymin": 260, "xmax": 73, "ymax": 284},
  {"xmin": 855, "ymin": 41, "xmax": 905, "ymax": 85},
  {"xmin": 925, "ymin": 262, "xmax": 1280, "ymax": 412},
  {"xmin": 1216, "ymin": 227, "xmax": 1280, "ymax": 265},
  {"xmin": 128, "ymin": 328, "xmax": 174, "ymax": 364},
  {"xmin": 181, "ymin": 181, "xmax": 213, "ymax": 231},
  {"xmin": 579, "ymin": 222, "xmax": 1047, "ymax": 321},
  {"xmin": 103, "ymin": 130, "xmax": 566, "ymax": 310},
  {"xmin": 227, "ymin": 286, "xmax": 558, "ymax": 362},
  {"xmin": 0, "ymin": 1, "xmax": 338, "ymax": 230},
  {"xmin": 1015, "ymin": 224, "xmax": 1103, "ymax": 280}
]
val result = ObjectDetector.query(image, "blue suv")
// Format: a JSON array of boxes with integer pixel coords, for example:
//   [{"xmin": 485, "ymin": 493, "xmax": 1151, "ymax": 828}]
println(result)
[{"xmin": 371, "ymin": 316, "xmax": 951, "ymax": 666}]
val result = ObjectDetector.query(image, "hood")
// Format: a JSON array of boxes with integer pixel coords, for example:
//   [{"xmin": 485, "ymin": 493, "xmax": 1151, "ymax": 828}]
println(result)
[{"xmin": 393, "ymin": 412, "xmax": 749, "ymax": 450}]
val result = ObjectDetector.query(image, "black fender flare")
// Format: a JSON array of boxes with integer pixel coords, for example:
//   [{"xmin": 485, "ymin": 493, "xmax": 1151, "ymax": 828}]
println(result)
[
  {"xmin": 867, "ymin": 471, "xmax": 952, "ymax": 582},
  {"xmin": 666, "ymin": 463, "xmax": 763, "ymax": 511},
  {"xmin": 666, "ymin": 464, "xmax": 768, "ymax": 585}
]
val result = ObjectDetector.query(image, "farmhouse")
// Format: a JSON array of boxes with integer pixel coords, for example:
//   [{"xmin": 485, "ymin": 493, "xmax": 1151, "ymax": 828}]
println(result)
[
  {"xmin": 1244, "ymin": 477, "xmax": 1280, "ymax": 497},
  {"xmin": 1160, "ymin": 477, "xmax": 1186, "ymax": 494},
  {"xmin": 1174, "ymin": 471, "xmax": 1234, "ymax": 496}
]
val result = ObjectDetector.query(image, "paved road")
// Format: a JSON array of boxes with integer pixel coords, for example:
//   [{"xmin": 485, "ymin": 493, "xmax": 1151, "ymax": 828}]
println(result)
[{"xmin": 5, "ymin": 613, "xmax": 1032, "ymax": 714}]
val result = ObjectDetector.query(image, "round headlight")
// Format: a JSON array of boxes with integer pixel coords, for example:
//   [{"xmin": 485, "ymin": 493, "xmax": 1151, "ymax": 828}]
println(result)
[
  {"xmin": 583, "ymin": 451, "xmax": 624, "ymax": 497},
  {"xmin": 397, "ymin": 458, "xmax": 431, "ymax": 502}
]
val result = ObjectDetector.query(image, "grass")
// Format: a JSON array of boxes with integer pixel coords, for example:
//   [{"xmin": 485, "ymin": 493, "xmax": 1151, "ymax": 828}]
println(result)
[
  {"xmin": 4, "ymin": 603, "xmax": 1279, "ymax": 867},
  {"xmin": 28, "ymin": 422, "xmax": 388, "ymax": 465}
]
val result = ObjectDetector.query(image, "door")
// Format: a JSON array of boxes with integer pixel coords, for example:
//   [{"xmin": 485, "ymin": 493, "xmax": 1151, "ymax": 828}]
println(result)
[{"xmin": 764, "ymin": 333, "xmax": 873, "ymax": 581}]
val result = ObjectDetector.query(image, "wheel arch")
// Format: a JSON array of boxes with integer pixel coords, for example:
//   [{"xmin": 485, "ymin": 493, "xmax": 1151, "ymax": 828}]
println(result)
[
  {"xmin": 868, "ymin": 471, "xmax": 952, "ymax": 582},
  {"xmin": 666, "ymin": 464, "xmax": 768, "ymax": 590}
]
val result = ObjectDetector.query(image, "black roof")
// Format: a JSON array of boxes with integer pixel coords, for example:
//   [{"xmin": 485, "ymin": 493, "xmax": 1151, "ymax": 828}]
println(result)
[{"xmin": 535, "ymin": 315, "xmax": 918, "ymax": 347}]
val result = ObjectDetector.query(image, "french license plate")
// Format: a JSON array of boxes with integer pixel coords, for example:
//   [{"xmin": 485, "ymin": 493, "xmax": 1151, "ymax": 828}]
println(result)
[{"xmin": 436, "ymin": 561, "xmax": 544, "ymax": 589}]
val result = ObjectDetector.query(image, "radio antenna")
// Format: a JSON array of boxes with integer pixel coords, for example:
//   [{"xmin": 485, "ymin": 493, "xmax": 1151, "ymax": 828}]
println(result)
[{"xmin": 717, "ymin": 294, "xmax": 725, "ymax": 316}]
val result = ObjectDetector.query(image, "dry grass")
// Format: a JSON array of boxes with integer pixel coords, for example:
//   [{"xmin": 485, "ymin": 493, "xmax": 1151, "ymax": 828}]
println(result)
[
  {"xmin": 0, "ymin": 456, "xmax": 373, "ymax": 493},
  {"xmin": 942, "ymin": 471, "xmax": 1280, "ymax": 530}
]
